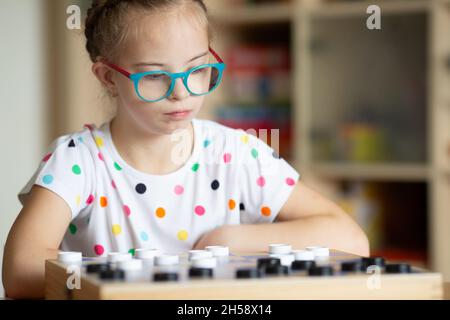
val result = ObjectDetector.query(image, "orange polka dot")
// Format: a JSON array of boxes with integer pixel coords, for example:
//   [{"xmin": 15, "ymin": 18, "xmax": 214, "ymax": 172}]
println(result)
[
  {"xmin": 261, "ymin": 206, "xmax": 271, "ymax": 217},
  {"xmin": 228, "ymin": 199, "xmax": 236, "ymax": 210},
  {"xmin": 100, "ymin": 196, "xmax": 108, "ymax": 207},
  {"xmin": 156, "ymin": 207, "xmax": 166, "ymax": 218}
]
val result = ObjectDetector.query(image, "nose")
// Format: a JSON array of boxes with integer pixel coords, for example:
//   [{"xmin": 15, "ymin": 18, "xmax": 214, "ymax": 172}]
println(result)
[{"xmin": 168, "ymin": 77, "xmax": 190, "ymax": 101}]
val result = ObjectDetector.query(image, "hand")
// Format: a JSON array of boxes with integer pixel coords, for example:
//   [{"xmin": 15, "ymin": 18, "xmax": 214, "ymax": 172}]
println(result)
[{"xmin": 192, "ymin": 226, "xmax": 231, "ymax": 250}]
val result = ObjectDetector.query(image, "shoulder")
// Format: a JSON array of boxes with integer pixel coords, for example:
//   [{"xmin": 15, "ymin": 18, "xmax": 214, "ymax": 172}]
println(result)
[{"xmin": 45, "ymin": 122, "xmax": 105, "ymax": 163}]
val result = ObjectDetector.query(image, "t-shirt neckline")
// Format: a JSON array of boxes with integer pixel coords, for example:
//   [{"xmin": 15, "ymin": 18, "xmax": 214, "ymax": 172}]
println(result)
[{"xmin": 103, "ymin": 118, "xmax": 200, "ymax": 180}]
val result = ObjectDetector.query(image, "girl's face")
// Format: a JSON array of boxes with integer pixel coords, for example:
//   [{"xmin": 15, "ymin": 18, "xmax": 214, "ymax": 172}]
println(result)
[{"xmin": 111, "ymin": 7, "xmax": 210, "ymax": 135}]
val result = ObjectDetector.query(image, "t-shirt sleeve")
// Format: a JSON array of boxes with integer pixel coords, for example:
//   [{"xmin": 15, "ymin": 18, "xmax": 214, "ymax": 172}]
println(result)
[
  {"xmin": 18, "ymin": 134, "xmax": 95, "ymax": 220},
  {"xmin": 237, "ymin": 131, "xmax": 300, "ymax": 224}
]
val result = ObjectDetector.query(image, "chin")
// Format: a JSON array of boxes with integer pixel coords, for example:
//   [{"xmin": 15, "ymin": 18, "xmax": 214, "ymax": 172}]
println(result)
[{"xmin": 160, "ymin": 118, "xmax": 193, "ymax": 134}]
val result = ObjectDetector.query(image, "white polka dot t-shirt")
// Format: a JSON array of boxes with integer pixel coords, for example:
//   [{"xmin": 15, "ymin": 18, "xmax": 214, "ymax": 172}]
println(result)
[{"xmin": 18, "ymin": 118, "xmax": 300, "ymax": 256}]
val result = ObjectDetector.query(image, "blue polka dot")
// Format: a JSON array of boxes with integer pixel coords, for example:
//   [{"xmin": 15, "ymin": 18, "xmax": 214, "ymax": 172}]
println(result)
[
  {"xmin": 78, "ymin": 136, "xmax": 84, "ymax": 143},
  {"xmin": 203, "ymin": 139, "xmax": 211, "ymax": 148},
  {"xmin": 140, "ymin": 231, "xmax": 149, "ymax": 241},
  {"xmin": 42, "ymin": 174, "xmax": 53, "ymax": 184}
]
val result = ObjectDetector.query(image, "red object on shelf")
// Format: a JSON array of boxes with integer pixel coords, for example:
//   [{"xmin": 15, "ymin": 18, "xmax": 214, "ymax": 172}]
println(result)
[{"xmin": 226, "ymin": 45, "xmax": 290, "ymax": 74}]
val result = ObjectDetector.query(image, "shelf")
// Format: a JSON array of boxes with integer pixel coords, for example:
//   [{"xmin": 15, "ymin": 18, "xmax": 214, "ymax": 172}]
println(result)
[
  {"xmin": 308, "ymin": 163, "xmax": 429, "ymax": 181},
  {"xmin": 209, "ymin": 2, "xmax": 293, "ymax": 24},
  {"xmin": 307, "ymin": 0, "xmax": 431, "ymax": 18}
]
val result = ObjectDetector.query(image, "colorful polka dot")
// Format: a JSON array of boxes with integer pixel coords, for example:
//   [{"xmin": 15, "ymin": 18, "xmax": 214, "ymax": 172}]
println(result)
[
  {"xmin": 94, "ymin": 244, "xmax": 104, "ymax": 256},
  {"xmin": 177, "ymin": 230, "xmax": 188, "ymax": 241},
  {"xmin": 239, "ymin": 203, "xmax": 246, "ymax": 211},
  {"xmin": 42, "ymin": 153, "xmax": 52, "ymax": 162},
  {"xmin": 135, "ymin": 183, "xmax": 147, "ymax": 194},
  {"xmin": 111, "ymin": 180, "xmax": 117, "ymax": 189},
  {"xmin": 174, "ymin": 185, "xmax": 184, "ymax": 195},
  {"xmin": 72, "ymin": 164, "xmax": 81, "ymax": 175},
  {"xmin": 223, "ymin": 153, "xmax": 232, "ymax": 163},
  {"xmin": 112, "ymin": 224, "xmax": 122, "ymax": 236},
  {"xmin": 203, "ymin": 139, "xmax": 211, "ymax": 148},
  {"xmin": 128, "ymin": 248, "xmax": 135, "ymax": 256},
  {"xmin": 78, "ymin": 137, "xmax": 83, "ymax": 143},
  {"xmin": 98, "ymin": 152, "xmax": 104, "ymax": 161},
  {"xmin": 211, "ymin": 179, "xmax": 220, "ymax": 190},
  {"xmin": 261, "ymin": 206, "xmax": 271, "ymax": 217},
  {"xmin": 191, "ymin": 163, "xmax": 200, "ymax": 172},
  {"xmin": 155, "ymin": 207, "xmax": 166, "ymax": 218},
  {"xmin": 228, "ymin": 199, "xmax": 236, "ymax": 210},
  {"xmin": 251, "ymin": 148, "xmax": 259, "ymax": 159},
  {"xmin": 86, "ymin": 194, "xmax": 95, "ymax": 205},
  {"xmin": 42, "ymin": 174, "xmax": 53, "ymax": 185},
  {"xmin": 69, "ymin": 223, "xmax": 77, "ymax": 235},
  {"xmin": 75, "ymin": 195, "xmax": 81, "ymax": 206},
  {"xmin": 95, "ymin": 136, "xmax": 104, "ymax": 147},
  {"xmin": 241, "ymin": 135, "xmax": 249, "ymax": 144},
  {"xmin": 140, "ymin": 231, "xmax": 149, "ymax": 241},
  {"xmin": 256, "ymin": 176, "xmax": 266, "ymax": 187},
  {"xmin": 123, "ymin": 205, "xmax": 131, "ymax": 217},
  {"xmin": 100, "ymin": 196, "xmax": 108, "ymax": 207},
  {"xmin": 114, "ymin": 162, "xmax": 122, "ymax": 171},
  {"xmin": 194, "ymin": 205, "xmax": 205, "ymax": 216},
  {"xmin": 286, "ymin": 177, "xmax": 296, "ymax": 186}
]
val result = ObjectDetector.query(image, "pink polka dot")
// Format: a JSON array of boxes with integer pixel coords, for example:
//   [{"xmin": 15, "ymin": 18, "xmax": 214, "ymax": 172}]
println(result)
[
  {"xmin": 94, "ymin": 244, "xmax": 104, "ymax": 256},
  {"xmin": 174, "ymin": 185, "xmax": 184, "ymax": 195},
  {"xmin": 42, "ymin": 153, "xmax": 52, "ymax": 162},
  {"xmin": 86, "ymin": 194, "xmax": 95, "ymax": 205},
  {"xmin": 223, "ymin": 153, "xmax": 232, "ymax": 163},
  {"xmin": 194, "ymin": 205, "xmax": 205, "ymax": 216},
  {"xmin": 98, "ymin": 152, "xmax": 104, "ymax": 161},
  {"xmin": 256, "ymin": 176, "xmax": 266, "ymax": 187},
  {"xmin": 286, "ymin": 177, "xmax": 296, "ymax": 186},
  {"xmin": 111, "ymin": 180, "xmax": 117, "ymax": 189},
  {"xmin": 123, "ymin": 205, "xmax": 131, "ymax": 217}
]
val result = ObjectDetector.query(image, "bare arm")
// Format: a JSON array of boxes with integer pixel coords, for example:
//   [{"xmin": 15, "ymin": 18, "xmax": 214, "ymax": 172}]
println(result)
[
  {"xmin": 193, "ymin": 181, "xmax": 370, "ymax": 256},
  {"xmin": 2, "ymin": 185, "xmax": 72, "ymax": 299}
]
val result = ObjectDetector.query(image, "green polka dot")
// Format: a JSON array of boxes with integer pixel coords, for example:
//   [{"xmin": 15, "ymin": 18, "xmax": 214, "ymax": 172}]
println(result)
[
  {"xmin": 69, "ymin": 223, "xmax": 77, "ymax": 235},
  {"xmin": 191, "ymin": 163, "xmax": 199, "ymax": 172},
  {"xmin": 251, "ymin": 148, "xmax": 259, "ymax": 159},
  {"xmin": 72, "ymin": 164, "xmax": 81, "ymax": 175},
  {"xmin": 128, "ymin": 248, "xmax": 135, "ymax": 256},
  {"xmin": 114, "ymin": 162, "xmax": 122, "ymax": 171}
]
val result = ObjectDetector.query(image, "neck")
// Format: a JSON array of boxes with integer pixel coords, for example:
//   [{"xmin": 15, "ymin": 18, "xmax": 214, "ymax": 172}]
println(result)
[{"xmin": 109, "ymin": 115, "xmax": 194, "ymax": 175}]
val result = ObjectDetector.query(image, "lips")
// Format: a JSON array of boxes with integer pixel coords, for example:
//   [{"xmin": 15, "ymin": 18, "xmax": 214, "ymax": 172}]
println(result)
[{"xmin": 164, "ymin": 110, "xmax": 192, "ymax": 115}]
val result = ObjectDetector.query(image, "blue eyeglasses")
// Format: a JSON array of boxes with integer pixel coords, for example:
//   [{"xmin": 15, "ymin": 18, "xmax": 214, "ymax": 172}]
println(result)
[{"xmin": 102, "ymin": 47, "xmax": 226, "ymax": 102}]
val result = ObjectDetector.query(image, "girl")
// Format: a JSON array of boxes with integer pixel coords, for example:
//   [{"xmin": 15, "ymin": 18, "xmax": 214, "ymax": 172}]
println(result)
[{"xmin": 2, "ymin": 0, "xmax": 369, "ymax": 299}]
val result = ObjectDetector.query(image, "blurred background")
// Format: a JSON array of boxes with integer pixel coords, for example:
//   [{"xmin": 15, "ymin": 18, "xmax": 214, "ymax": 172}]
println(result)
[{"xmin": 1, "ymin": 0, "xmax": 450, "ymax": 297}]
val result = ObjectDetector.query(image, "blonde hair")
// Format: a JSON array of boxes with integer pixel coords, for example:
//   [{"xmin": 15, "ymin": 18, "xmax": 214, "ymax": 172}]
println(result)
[{"xmin": 84, "ymin": 0, "xmax": 212, "ymax": 62}]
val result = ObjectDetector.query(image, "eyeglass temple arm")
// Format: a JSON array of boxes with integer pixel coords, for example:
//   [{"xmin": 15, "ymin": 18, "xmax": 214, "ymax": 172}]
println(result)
[
  {"xmin": 209, "ymin": 47, "xmax": 224, "ymax": 63},
  {"xmin": 102, "ymin": 60, "xmax": 132, "ymax": 78}
]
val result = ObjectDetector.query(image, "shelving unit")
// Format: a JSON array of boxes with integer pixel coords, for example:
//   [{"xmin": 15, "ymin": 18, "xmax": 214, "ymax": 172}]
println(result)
[{"xmin": 208, "ymin": 0, "xmax": 450, "ymax": 281}]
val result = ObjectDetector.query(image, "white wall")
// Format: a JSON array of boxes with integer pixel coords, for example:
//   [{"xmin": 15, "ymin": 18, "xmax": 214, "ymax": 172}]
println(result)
[{"xmin": 0, "ymin": 0, "xmax": 46, "ymax": 298}]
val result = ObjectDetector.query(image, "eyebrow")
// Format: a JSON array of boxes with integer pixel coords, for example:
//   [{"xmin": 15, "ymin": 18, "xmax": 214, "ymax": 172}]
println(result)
[{"xmin": 132, "ymin": 51, "xmax": 209, "ymax": 67}]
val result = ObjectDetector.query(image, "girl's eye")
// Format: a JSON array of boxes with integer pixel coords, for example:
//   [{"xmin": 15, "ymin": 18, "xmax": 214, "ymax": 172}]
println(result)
[
  {"xmin": 191, "ymin": 68, "xmax": 207, "ymax": 75},
  {"xmin": 143, "ymin": 74, "xmax": 164, "ymax": 81}
]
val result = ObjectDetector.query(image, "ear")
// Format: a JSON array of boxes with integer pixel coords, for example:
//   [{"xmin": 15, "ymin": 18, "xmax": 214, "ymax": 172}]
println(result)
[{"xmin": 91, "ymin": 60, "xmax": 118, "ymax": 97}]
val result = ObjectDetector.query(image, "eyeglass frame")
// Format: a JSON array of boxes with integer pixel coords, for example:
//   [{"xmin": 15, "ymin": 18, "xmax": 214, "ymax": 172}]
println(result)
[{"xmin": 101, "ymin": 47, "xmax": 226, "ymax": 103}]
